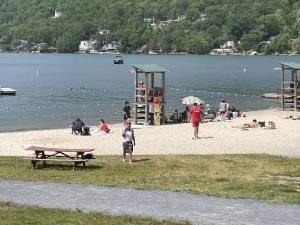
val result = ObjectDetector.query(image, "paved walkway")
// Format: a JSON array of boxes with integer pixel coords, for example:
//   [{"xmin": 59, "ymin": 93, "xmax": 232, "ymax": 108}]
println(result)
[{"xmin": 0, "ymin": 180, "xmax": 299, "ymax": 225}]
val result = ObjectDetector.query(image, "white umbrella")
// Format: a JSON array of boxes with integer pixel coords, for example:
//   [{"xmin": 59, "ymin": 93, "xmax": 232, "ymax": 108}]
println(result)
[{"xmin": 181, "ymin": 96, "xmax": 204, "ymax": 105}]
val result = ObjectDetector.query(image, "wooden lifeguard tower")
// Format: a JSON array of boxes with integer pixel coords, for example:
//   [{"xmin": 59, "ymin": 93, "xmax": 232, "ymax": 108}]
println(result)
[
  {"xmin": 131, "ymin": 64, "xmax": 168, "ymax": 125},
  {"xmin": 280, "ymin": 62, "xmax": 300, "ymax": 111}
]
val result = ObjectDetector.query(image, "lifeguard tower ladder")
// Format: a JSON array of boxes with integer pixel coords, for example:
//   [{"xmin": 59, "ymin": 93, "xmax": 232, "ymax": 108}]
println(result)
[
  {"xmin": 280, "ymin": 62, "xmax": 300, "ymax": 111},
  {"xmin": 131, "ymin": 64, "xmax": 168, "ymax": 125}
]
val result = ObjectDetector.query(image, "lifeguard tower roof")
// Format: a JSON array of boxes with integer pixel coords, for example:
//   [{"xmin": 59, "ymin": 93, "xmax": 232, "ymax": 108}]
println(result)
[
  {"xmin": 280, "ymin": 62, "xmax": 300, "ymax": 70},
  {"xmin": 132, "ymin": 64, "xmax": 168, "ymax": 73}
]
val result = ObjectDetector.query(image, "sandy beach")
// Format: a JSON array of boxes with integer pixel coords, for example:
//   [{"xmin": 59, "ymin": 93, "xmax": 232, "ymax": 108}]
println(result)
[{"xmin": 1, "ymin": 109, "xmax": 300, "ymax": 157}]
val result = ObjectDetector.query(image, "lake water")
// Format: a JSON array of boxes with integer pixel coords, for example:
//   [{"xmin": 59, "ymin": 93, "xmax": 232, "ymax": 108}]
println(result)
[{"xmin": 0, "ymin": 53, "xmax": 294, "ymax": 132}]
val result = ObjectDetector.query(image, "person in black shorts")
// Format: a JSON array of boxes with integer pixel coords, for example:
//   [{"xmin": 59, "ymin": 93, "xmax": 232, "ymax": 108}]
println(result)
[{"xmin": 123, "ymin": 101, "xmax": 131, "ymax": 121}]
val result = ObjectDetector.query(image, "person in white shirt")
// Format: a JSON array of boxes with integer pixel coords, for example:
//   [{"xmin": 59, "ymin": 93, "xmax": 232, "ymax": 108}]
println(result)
[
  {"xmin": 219, "ymin": 99, "xmax": 228, "ymax": 120},
  {"xmin": 122, "ymin": 119, "xmax": 135, "ymax": 163}
]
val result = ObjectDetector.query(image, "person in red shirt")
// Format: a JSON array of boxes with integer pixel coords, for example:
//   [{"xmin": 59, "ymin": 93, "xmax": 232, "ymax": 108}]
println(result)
[
  {"xmin": 96, "ymin": 119, "xmax": 110, "ymax": 134},
  {"xmin": 189, "ymin": 102, "xmax": 201, "ymax": 139}
]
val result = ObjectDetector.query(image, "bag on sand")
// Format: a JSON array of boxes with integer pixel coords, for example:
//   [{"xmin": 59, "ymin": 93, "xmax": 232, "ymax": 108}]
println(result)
[
  {"xmin": 83, "ymin": 153, "xmax": 94, "ymax": 159},
  {"xmin": 268, "ymin": 121, "xmax": 276, "ymax": 129},
  {"xmin": 82, "ymin": 127, "xmax": 90, "ymax": 136}
]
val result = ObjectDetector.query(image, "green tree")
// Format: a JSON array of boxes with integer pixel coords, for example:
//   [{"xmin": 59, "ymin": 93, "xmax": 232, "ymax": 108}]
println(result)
[
  {"xmin": 56, "ymin": 32, "xmax": 81, "ymax": 53},
  {"xmin": 291, "ymin": 38, "xmax": 300, "ymax": 53},
  {"xmin": 185, "ymin": 32, "xmax": 212, "ymax": 54},
  {"xmin": 270, "ymin": 33, "xmax": 291, "ymax": 53},
  {"xmin": 239, "ymin": 31, "xmax": 264, "ymax": 51}
]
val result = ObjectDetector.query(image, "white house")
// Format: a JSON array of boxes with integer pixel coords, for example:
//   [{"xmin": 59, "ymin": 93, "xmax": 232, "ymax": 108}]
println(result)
[
  {"xmin": 99, "ymin": 30, "xmax": 111, "ymax": 35},
  {"xmin": 143, "ymin": 18, "xmax": 152, "ymax": 23},
  {"xmin": 79, "ymin": 40, "xmax": 96, "ymax": 53},
  {"xmin": 101, "ymin": 41, "xmax": 118, "ymax": 53},
  {"xmin": 221, "ymin": 41, "xmax": 236, "ymax": 49},
  {"xmin": 199, "ymin": 12, "xmax": 207, "ymax": 21},
  {"xmin": 176, "ymin": 15, "xmax": 186, "ymax": 22},
  {"xmin": 52, "ymin": 10, "xmax": 62, "ymax": 18}
]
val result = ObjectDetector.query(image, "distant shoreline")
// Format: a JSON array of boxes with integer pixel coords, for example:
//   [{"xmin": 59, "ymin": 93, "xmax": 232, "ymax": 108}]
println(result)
[{"xmin": 0, "ymin": 51, "xmax": 299, "ymax": 56}]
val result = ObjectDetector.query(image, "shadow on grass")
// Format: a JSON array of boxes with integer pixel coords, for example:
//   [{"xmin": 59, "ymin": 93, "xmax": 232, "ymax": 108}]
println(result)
[
  {"xmin": 132, "ymin": 158, "xmax": 151, "ymax": 163},
  {"xmin": 34, "ymin": 164, "xmax": 103, "ymax": 171}
]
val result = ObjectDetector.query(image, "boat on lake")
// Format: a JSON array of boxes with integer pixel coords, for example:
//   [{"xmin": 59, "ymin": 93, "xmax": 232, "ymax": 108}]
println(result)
[
  {"xmin": 0, "ymin": 87, "xmax": 16, "ymax": 95},
  {"xmin": 113, "ymin": 55, "xmax": 124, "ymax": 64}
]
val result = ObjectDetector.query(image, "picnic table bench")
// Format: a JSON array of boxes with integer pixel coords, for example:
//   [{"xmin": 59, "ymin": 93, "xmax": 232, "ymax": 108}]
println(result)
[{"xmin": 25, "ymin": 146, "xmax": 95, "ymax": 170}]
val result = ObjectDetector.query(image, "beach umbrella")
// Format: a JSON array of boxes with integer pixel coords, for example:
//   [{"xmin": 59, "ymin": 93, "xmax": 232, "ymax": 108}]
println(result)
[{"xmin": 181, "ymin": 96, "xmax": 204, "ymax": 105}]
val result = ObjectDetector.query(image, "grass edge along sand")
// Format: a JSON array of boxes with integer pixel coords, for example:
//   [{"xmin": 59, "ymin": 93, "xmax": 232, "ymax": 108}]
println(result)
[{"xmin": 0, "ymin": 154, "xmax": 299, "ymax": 204}]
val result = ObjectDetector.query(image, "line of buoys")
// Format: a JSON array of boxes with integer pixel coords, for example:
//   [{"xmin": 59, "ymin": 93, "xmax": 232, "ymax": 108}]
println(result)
[{"xmin": 169, "ymin": 87, "xmax": 261, "ymax": 98}]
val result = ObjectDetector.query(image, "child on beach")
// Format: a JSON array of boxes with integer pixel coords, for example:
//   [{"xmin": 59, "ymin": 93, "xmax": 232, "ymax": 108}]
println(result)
[
  {"xmin": 94, "ymin": 119, "xmax": 110, "ymax": 135},
  {"xmin": 122, "ymin": 119, "xmax": 135, "ymax": 163}
]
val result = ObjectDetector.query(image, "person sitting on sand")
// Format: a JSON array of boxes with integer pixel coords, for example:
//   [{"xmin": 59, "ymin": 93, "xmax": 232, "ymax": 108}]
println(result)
[
  {"xmin": 233, "ymin": 119, "xmax": 258, "ymax": 129},
  {"xmin": 170, "ymin": 109, "xmax": 180, "ymax": 123},
  {"xmin": 71, "ymin": 118, "xmax": 85, "ymax": 135},
  {"xmin": 180, "ymin": 106, "xmax": 190, "ymax": 122},
  {"xmin": 282, "ymin": 115, "xmax": 300, "ymax": 120},
  {"xmin": 95, "ymin": 119, "xmax": 110, "ymax": 135}
]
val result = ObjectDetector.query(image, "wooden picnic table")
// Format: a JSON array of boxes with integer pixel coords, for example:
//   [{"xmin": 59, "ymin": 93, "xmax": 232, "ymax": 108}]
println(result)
[{"xmin": 25, "ymin": 146, "xmax": 94, "ymax": 170}]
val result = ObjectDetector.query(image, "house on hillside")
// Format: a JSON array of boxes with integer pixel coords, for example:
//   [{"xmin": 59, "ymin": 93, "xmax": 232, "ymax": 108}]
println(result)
[
  {"xmin": 99, "ymin": 29, "xmax": 111, "ymax": 35},
  {"xmin": 143, "ymin": 18, "xmax": 152, "ymax": 23},
  {"xmin": 176, "ymin": 15, "xmax": 186, "ymax": 22},
  {"xmin": 101, "ymin": 41, "xmax": 118, "ymax": 53},
  {"xmin": 51, "ymin": 10, "xmax": 62, "ymax": 18},
  {"xmin": 79, "ymin": 40, "xmax": 97, "ymax": 53},
  {"xmin": 150, "ymin": 16, "xmax": 186, "ymax": 30},
  {"xmin": 151, "ymin": 20, "xmax": 157, "ymax": 29},
  {"xmin": 210, "ymin": 41, "xmax": 236, "ymax": 55},
  {"xmin": 196, "ymin": 12, "xmax": 207, "ymax": 22},
  {"xmin": 16, "ymin": 40, "xmax": 33, "ymax": 52},
  {"xmin": 221, "ymin": 41, "xmax": 235, "ymax": 49}
]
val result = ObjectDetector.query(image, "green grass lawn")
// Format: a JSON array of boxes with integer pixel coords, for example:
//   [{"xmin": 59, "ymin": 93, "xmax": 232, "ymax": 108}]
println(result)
[
  {"xmin": 0, "ymin": 154, "xmax": 299, "ymax": 204},
  {"xmin": 0, "ymin": 202, "xmax": 190, "ymax": 225}
]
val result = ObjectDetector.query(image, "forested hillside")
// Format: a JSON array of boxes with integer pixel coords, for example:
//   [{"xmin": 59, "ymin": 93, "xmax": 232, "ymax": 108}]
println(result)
[{"xmin": 1, "ymin": 0, "xmax": 300, "ymax": 54}]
